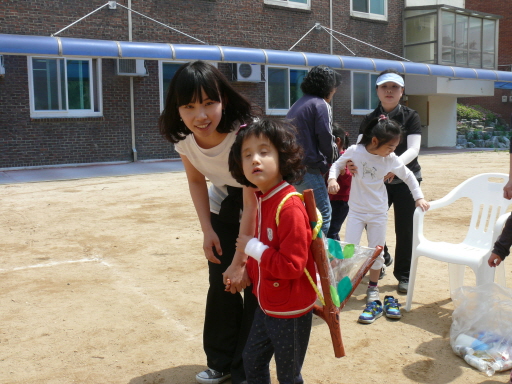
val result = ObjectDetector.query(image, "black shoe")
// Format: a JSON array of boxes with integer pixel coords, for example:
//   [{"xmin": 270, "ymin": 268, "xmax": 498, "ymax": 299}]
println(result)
[
  {"xmin": 384, "ymin": 253, "xmax": 393, "ymax": 267},
  {"xmin": 398, "ymin": 279, "xmax": 409, "ymax": 293},
  {"xmin": 196, "ymin": 369, "xmax": 231, "ymax": 384},
  {"xmin": 379, "ymin": 266, "xmax": 386, "ymax": 280}
]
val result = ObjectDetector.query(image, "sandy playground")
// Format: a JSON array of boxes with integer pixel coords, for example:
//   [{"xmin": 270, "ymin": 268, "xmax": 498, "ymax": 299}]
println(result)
[{"xmin": 2, "ymin": 150, "xmax": 512, "ymax": 384}]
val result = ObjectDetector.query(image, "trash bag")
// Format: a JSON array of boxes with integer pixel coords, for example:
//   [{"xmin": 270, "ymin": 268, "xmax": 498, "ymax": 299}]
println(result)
[
  {"xmin": 322, "ymin": 238, "xmax": 377, "ymax": 308},
  {"xmin": 450, "ymin": 282, "xmax": 512, "ymax": 376}
]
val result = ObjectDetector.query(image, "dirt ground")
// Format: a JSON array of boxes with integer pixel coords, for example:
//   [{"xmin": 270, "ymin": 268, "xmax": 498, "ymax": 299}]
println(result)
[{"xmin": 2, "ymin": 151, "xmax": 512, "ymax": 384}]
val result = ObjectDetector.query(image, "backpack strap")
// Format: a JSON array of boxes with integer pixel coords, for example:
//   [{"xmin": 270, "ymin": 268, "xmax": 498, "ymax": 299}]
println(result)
[
  {"xmin": 275, "ymin": 192, "xmax": 323, "ymax": 240},
  {"xmin": 274, "ymin": 192, "xmax": 325, "ymax": 305}
]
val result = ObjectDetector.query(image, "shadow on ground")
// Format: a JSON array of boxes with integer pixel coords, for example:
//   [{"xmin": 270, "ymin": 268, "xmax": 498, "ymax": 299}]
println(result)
[{"xmin": 129, "ymin": 364, "xmax": 207, "ymax": 384}]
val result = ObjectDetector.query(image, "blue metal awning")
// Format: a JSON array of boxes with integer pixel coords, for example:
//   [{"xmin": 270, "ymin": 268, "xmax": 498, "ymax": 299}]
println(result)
[{"xmin": 1, "ymin": 33, "xmax": 512, "ymax": 84}]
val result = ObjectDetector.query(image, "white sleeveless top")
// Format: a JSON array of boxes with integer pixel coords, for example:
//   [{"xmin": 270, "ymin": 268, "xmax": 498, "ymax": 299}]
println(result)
[{"xmin": 174, "ymin": 130, "xmax": 243, "ymax": 214}]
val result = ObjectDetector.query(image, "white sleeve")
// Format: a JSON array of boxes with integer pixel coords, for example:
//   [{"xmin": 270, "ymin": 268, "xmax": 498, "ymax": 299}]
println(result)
[
  {"xmin": 391, "ymin": 156, "xmax": 424, "ymax": 201},
  {"xmin": 399, "ymin": 134, "xmax": 421, "ymax": 166},
  {"xmin": 328, "ymin": 148, "xmax": 352, "ymax": 180},
  {"xmin": 356, "ymin": 134, "xmax": 363, "ymax": 144},
  {"xmin": 245, "ymin": 237, "xmax": 269, "ymax": 262}
]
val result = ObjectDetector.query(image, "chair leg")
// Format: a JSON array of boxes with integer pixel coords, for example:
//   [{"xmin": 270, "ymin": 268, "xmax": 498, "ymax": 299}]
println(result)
[
  {"xmin": 448, "ymin": 264, "xmax": 465, "ymax": 298},
  {"xmin": 405, "ymin": 253, "xmax": 419, "ymax": 312},
  {"xmin": 474, "ymin": 263, "xmax": 496, "ymax": 286}
]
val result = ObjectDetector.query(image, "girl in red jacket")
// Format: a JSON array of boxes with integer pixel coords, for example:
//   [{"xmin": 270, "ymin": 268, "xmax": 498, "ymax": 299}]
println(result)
[{"xmin": 229, "ymin": 119, "xmax": 317, "ymax": 384}]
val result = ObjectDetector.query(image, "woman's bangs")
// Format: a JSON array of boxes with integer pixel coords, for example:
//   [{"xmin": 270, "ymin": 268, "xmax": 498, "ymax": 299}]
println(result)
[{"xmin": 176, "ymin": 70, "xmax": 221, "ymax": 106}]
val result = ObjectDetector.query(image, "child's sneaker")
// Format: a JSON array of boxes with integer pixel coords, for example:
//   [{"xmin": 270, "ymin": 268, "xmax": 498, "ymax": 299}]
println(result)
[
  {"xmin": 358, "ymin": 300, "xmax": 383, "ymax": 324},
  {"xmin": 196, "ymin": 368, "xmax": 231, "ymax": 384},
  {"xmin": 366, "ymin": 285, "xmax": 380, "ymax": 303},
  {"xmin": 383, "ymin": 295, "xmax": 402, "ymax": 319}
]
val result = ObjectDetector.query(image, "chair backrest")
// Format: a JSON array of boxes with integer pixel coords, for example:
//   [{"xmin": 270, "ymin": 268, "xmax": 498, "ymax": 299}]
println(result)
[{"xmin": 450, "ymin": 173, "xmax": 511, "ymax": 248}]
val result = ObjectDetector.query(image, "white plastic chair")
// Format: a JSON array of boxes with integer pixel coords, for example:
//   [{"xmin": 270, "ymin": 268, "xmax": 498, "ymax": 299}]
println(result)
[{"xmin": 405, "ymin": 173, "xmax": 510, "ymax": 312}]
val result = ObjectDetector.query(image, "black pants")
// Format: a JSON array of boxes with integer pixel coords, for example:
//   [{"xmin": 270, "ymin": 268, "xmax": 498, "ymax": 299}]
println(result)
[
  {"xmin": 243, "ymin": 307, "xmax": 313, "ymax": 384},
  {"xmin": 385, "ymin": 181, "xmax": 419, "ymax": 281},
  {"xmin": 204, "ymin": 213, "xmax": 258, "ymax": 384},
  {"xmin": 327, "ymin": 200, "xmax": 349, "ymax": 241}
]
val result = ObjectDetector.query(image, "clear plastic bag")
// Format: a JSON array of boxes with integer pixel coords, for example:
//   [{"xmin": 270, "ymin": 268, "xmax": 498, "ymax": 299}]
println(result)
[
  {"xmin": 450, "ymin": 283, "xmax": 512, "ymax": 376},
  {"xmin": 321, "ymin": 238, "xmax": 377, "ymax": 307}
]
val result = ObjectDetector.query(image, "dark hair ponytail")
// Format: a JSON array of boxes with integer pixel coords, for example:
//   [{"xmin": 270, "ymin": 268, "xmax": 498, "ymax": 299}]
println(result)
[
  {"xmin": 332, "ymin": 123, "xmax": 349, "ymax": 150},
  {"xmin": 359, "ymin": 116, "xmax": 402, "ymax": 148}
]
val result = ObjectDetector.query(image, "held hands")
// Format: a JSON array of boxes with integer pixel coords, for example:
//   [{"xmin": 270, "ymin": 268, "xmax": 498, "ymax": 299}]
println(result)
[
  {"xmin": 415, "ymin": 198, "xmax": 430, "ymax": 212},
  {"xmin": 488, "ymin": 253, "xmax": 503, "ymax": 267},
  {"xmin": 223, "ymin": 262, "xmax": 251, "ymax": 293},
  {"xmin": 327, "ymin": 178, "xmax": 340, "ymax": 195},
  {"xmin": 222, "ymin": 234, "xmax": 254, "ymax": 294}
]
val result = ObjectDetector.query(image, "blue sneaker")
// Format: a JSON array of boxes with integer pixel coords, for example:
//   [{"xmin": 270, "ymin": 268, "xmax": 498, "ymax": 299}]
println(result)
[
  {"xmin": 358, "ymin": 300, "xmax": 383, "ymax": 324},
  {"xmin": 383, "ymin": 295, "xmax": 402, "ymax": 319}
]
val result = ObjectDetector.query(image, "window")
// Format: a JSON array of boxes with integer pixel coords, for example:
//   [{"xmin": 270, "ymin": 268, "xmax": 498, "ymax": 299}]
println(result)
[
  {"xmin": 404, "ymin": 11, "xmax": 437, "ymax": 64},
  {"xmin": 264, "ymin": 0, "xmax": 310, "ymax": 11},
  {"xmin": 28, "ymin": 57, "xmax": 101, "ymax": 118},
  {"xmin": 159, "ymin": 61, "xmax": 218, "ymax": 111},
  {"xmin": 441, "ymin": 10, "xmax": 496, "ymax": 68},
  {"xmin": 351, "ymin": 72, "xmax": 379, "ymax": 115},
  {"xmin": 404, "ymin": 7, "xmax": 497, "ymax": 69},
  {"xmin": 159, "ymin": 61, "xmax": 185, "ymax": 111},
  {"xmin": 266, "ymin": 66, "xmax": 308, "ymax": 115},
  {"xmin": 351, "ymin": 0, "xmax": 387, "ymax": 21}
]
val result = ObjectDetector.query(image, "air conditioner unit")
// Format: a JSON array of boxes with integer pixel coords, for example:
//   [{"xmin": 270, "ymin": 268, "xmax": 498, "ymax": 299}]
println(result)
[
  {"xmin": 116, "ymin": 59, "xmax": 148, "ymax": 76},
  {"xmin": 0, "ymin": 55, "xmax": 5, "ymax": 76},
  {"xmin": 232, "ymin": 63, "xmax": 262, "ymax": 82}
]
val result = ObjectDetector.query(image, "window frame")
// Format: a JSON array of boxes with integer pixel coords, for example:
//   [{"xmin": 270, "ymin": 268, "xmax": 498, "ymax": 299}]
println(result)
[
  {"xmin": 158, "ymin": 61, "xmax": 218, "ymax": 112},
  {"xmin": 265, "ymin": 65, "xmax": 308, "ymax": 116},
  {"xmin": 264, "ymin": 0, "xmax": 310, "ymax": 11},
  {"xmin": 351, "ymin": 71, "xmax": 379, "ymax": 115},
  {"xmin": 27, "ymin": 56, "xmax": 102, "ymax": 119},
  {"xmin": 350, "ymin": 0, "xmax": 388, "ymax": 22},
  {"xmin": 403, "ymin": 6, "xmax": 499, "ymax": 69},
  {"xmin": 159, "ymin": 60, "xmax": 187, "ymax": 112}
]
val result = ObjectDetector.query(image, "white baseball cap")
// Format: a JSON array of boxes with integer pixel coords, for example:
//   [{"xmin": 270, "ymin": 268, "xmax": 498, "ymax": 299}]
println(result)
[{"xmin": 376, "ymin": 73, "xmax": 404, "ymax": 87}]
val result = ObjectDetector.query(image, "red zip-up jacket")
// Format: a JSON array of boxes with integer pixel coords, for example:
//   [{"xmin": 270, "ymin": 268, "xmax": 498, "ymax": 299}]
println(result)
[{"xmin": 245, "ymin": 181, "xmax": 317, "ymax": 319}]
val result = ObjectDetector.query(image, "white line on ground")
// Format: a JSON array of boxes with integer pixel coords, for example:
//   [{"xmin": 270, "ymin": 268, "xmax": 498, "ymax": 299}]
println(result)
[
  {"xmin": 0, "ymin": 257, "xmax": 104, "ymax": 273},
  {"xmin": 0, "ymin": 254, "xmax": 196, "ymax": 339}
]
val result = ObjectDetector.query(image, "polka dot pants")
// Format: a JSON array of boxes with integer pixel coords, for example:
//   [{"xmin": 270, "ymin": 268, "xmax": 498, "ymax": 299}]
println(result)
[{"xmin": 243, "ymin": 307, "xmax": 313, "ymax": 384}]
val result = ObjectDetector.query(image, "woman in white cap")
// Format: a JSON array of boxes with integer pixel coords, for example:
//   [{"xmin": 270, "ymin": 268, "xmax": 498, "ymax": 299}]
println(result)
[{"xmin": 353, "ymin": 68, "xmax": 422, "ymax": 296}]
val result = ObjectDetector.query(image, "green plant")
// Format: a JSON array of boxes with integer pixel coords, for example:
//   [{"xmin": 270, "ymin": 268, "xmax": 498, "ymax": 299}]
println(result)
[{"xmin": 457, "ymin": 104, "xmax": 484, "ymax": 120}]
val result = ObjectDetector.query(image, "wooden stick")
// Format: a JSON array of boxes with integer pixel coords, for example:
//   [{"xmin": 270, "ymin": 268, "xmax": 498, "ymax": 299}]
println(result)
[
  {"xmin": 303, "ymin": 189, "xmax": 383, "ymax": 358},
  {"xmin": 303, "ymin": 189, "xmax": 345, "ymax": 358}
]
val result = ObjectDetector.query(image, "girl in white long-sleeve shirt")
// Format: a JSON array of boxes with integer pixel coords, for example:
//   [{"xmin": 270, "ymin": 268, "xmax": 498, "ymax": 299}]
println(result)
[{"xmin": 327, "ymin": 116, "xmax": 429, "ymax": 323}]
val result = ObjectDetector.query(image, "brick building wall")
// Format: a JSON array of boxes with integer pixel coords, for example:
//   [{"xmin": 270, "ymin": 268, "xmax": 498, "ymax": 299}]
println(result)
[
  {"xmin": 458, "ymin": 0, "xmax": 512, "ymax": 126},
  {"xmin": 0, "ymin": 0, "xmax": 404, "ymax": 168}
]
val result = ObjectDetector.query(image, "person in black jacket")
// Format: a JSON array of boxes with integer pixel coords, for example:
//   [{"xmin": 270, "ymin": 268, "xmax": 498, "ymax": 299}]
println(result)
[
  {"xmin": 354, "ymin": 69, "xmax": 423, "ymax": 294},
  {"xmin": 286, "ymin": 65, "xmax": 342, "ymax": 236},
  {"xmin": 488, "ymin": 140, "xmax": 512, "ymax": 267}
]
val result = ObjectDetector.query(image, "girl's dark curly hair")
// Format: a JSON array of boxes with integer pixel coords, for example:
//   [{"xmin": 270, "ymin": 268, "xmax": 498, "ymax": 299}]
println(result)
[
  {"xmin": 229, "ymin": 119, "xmax": 305, "ymax": 188},
  {"xmin": 159, "ymin": 60, "xmax": 257, "ymax": 143},
  {"xmin": 300, "ymin": 65, "xmax": 342, "ymax": 99},
  {"xmin": 360, "ymin": 117, "xmax": 402, "ymax": 148}
]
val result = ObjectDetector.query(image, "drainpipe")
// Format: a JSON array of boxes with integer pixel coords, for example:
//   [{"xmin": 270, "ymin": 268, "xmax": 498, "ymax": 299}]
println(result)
[
  {"xmin": 129, "ymin": 0, "xmax": 137, "ymax": 161},
  {"xmin": 330, "ymin": 0, "xmax": 333, "ymax": 54}
]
